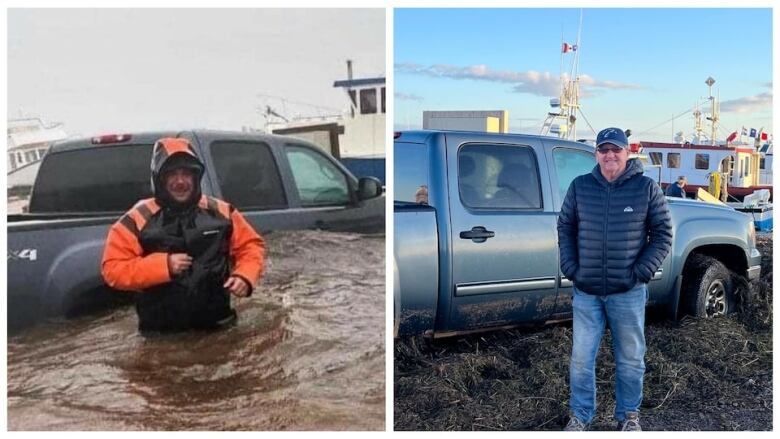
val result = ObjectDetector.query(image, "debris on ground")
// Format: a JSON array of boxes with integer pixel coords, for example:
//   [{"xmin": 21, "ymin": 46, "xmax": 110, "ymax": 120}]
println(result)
[{"xmin": 395, "ymin": 235, "xmax": 772, "ymax": 431}]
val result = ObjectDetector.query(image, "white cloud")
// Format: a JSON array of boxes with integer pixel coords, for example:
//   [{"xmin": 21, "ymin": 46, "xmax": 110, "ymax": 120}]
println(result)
[
  {"xmin": 396, "ymin": 62, "xmax": 642, "ymax": 97},
  {"xmin": 720, "ymin": 92, "xmax": 773, "ymax": 113},
  {"xmin": 395, "ymin": 92, "xmax": 424, "ymax": 101}
]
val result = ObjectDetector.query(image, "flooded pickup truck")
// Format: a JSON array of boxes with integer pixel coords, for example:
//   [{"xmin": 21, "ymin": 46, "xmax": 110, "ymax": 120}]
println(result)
[
  {"xmin": 393, "ymin": 130, "xmax": 761, "ymax": 337},
  {"xmin": 8, "ymin": 130, "xmax": 384, "ymax": 329}
]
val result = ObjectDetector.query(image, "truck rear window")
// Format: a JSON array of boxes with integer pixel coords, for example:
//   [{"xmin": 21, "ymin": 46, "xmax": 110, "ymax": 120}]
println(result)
[{"xmin": 29, "ymin": 144, "xmax": 154, "ymax": 213}]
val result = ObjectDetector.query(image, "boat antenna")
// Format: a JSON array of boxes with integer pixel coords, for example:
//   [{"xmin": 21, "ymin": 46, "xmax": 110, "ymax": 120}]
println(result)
[{"xmin": 541, "ymin": 9, "xmax": 583, "ymax": 140}]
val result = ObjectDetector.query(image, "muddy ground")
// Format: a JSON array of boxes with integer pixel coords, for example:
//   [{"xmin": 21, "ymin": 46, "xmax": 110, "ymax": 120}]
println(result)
[{"xmin": 395, "ymin": 235, "xmax": 772, "ymax": 431}]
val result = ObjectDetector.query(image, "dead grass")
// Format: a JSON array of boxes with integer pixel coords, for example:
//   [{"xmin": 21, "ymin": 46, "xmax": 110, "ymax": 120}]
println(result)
[{"xmin": 394, "ymin": 235, "xmax": 772, "ymax": 431}]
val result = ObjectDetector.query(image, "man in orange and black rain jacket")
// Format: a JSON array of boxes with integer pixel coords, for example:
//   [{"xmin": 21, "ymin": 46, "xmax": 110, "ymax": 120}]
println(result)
[{"xmin": 101, "ymin": 138, "xmax": 265, "ymax": 333}]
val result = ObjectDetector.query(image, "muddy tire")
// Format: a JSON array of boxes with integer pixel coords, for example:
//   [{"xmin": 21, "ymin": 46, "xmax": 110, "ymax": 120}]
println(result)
[{"xmin": 681, "ymin": 254, "xmax": 736, "ymax": 318}]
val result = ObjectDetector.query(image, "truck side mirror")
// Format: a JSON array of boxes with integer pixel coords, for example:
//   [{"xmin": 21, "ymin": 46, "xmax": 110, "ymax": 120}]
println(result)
[{"xmin": 357, "ymin": 176, "xmax": 383, "ymax": 200}]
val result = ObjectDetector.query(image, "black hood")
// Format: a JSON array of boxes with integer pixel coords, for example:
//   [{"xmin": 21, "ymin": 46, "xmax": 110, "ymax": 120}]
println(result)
[{"xmin": 150, "ymin": 138, "xmax": 205, "ymax": 208}]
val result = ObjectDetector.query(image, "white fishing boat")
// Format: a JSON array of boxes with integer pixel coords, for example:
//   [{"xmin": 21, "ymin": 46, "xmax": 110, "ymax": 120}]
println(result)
[
  {"xmin": 262, "ymin": 61, "xmax": 386, "ymax": 183},
  {"xmin": 7, "ymin": 116, "xmax": 68, "ymax": 192},
  {"xmin": 636, "ymin": 77, "xmax": 772, "ymax": 201}
]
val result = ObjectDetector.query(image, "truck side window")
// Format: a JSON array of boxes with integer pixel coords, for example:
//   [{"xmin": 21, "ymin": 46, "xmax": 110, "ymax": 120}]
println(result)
[
  {"xmin": 552, "ymin": 148, "xmax": 596, "ymax": 207},
  {"xmin": 459, "ymin": 144, "xmax": 541, "ymax": 209},
  {"xmin": 30, "ymin": 144, "xmax": 154, "ymax": 213},
  {"xmin": 394, "ymin": 142, "xmax": 428, "ymax": 204},
  {"xmin": 210, "ymin": 141, "xmax": 287, "ymax": 210},
  {"xmin": 285, "ymin": 145, "xmax": 350, "ymax": 206}
]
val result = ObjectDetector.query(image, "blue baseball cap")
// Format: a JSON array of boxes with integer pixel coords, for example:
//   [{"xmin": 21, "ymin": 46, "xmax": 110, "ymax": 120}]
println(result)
[{"xmin": 596, "ymin": 127, "xmax": 629, "ymax": 149}]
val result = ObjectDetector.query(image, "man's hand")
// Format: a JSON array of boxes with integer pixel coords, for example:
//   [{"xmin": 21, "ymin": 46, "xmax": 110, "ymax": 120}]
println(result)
[
  {"xmin": 224, "ymin": 276, "xmax": 251, "ymax": 297},
  {"xmin": 167, "ymin": 253, "xmax": 193, "ymax": 276}
]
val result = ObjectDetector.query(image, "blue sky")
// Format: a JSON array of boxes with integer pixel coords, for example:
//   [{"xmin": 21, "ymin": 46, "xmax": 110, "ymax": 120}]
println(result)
[{"xmin": 394, "ymin": 8, "xmax": 773, "ymax": 142}]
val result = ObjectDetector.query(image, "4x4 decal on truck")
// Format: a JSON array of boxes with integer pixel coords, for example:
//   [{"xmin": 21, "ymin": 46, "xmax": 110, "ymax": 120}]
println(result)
[{"xmin": 8, "ymin": 249, "xmax": 38, "ymax": 261}]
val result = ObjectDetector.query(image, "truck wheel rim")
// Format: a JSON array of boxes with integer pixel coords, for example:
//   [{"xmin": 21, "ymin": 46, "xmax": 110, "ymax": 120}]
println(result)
[{"xmin": 705, "ymin": 280, "xmax": 727, "ymax": 317}]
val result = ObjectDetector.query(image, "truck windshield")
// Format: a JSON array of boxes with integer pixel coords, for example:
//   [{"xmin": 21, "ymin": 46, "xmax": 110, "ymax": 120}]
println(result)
[{"xmin": 29, "ymin": 144, "xmax": 154, "ymax": 213}]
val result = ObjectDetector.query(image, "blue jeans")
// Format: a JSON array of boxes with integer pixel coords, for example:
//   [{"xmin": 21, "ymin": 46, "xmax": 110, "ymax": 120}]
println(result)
[{"xmin": 569, "ymin": 283, "xmax": 648, "ymax": 424}]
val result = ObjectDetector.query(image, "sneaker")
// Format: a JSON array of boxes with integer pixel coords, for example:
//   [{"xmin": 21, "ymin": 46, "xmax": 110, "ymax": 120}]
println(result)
[
  {"xmin": 618, "ymin": 411, "xmax": 642, "ymax": 431},
  {"xmin": 564, "ymin": 415, "xmax": 588, "ymax": 431}
]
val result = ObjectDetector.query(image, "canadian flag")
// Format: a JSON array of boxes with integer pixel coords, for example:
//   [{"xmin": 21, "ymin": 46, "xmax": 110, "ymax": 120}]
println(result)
[{"xmin": 562, "ymin": 43, "xmax": 577, "ymax": 53}]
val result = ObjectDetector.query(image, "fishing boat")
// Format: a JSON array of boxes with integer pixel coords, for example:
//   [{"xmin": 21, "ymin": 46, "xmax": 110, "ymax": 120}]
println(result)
[
  {"xmin": 635, "ymin": 77, "xmax": 772, "ymax": 201},
  {"xmin": 262, "ymin": 60, "xmax": 386, "ymax": 184},
  {"xmin": 7, "ymin": 116, "xmax": 68, "ymax": 195},
  {"xmin": 637, "ymin": 140, "xmax": 771, "ymax": 199}
]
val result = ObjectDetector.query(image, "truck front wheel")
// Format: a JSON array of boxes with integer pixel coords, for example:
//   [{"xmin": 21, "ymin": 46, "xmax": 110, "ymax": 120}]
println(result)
[{"xmin": 681, "ymin": 254, "xmax": 736, "ymax": 318}]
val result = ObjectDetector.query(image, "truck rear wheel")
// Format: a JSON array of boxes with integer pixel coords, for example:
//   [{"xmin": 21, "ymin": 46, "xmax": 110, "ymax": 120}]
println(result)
[{"xmin": 681, "ymin": 254, "xmax": 735, "ymax": 318}]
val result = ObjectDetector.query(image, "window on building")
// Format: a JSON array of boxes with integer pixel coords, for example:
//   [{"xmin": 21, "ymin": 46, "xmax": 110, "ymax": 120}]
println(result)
[
  {"xmin": 760, "ymin": 157, "xmax": 766, "ymax": 169},
  {"xmin": 381, "ymin": 87, "xmax": 386, "ymax": 113},
  {"xmin": 667, "ymin": 153, "xmax": 680, "ymax": 169},
  {"xmin": 360, "ymin": 88, "xmax": 377, "ymax": 114},
  {"xmin": 649, "ymin": 152, "xmax": 663, "ymax": 165},
  {"xmin": 695, "ymin": 154, "xmax": 709, "ymax": 170}
]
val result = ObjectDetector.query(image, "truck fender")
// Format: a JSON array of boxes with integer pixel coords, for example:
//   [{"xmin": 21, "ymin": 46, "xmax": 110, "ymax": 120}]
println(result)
[
  {"xmin": 672, "ymin": 218, "xmax": 749, "ymax": 317},
  {"xmin": 42, "ymin": 238, "xmax": 107, "ymax": 316}
]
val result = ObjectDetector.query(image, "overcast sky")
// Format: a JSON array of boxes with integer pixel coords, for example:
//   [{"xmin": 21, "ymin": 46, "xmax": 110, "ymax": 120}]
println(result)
[{"xmin": 8, "ymin": 8, "xmax": 385, "ymax": 137}]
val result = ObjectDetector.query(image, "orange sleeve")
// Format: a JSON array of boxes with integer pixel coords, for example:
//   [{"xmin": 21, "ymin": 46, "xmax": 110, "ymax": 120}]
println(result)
[
  {"xmin": 229, "ymin": 209, "xmax": 265, "ymax": 288},
  {"xmin": 101, "ymin": 218, "xmax": 171, "ymax": 291}
]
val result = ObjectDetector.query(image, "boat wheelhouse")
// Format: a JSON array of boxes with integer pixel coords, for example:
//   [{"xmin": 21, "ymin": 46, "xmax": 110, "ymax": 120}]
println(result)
[{"xmin": 638, "ymin": 141, "xmax": 771, "ymax": 200}]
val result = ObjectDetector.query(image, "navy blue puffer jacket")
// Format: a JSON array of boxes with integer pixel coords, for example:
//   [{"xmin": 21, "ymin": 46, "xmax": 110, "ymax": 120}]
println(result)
[{"xmin": 557, "ymin": 159, "xmax": 673, "ymax": 296}]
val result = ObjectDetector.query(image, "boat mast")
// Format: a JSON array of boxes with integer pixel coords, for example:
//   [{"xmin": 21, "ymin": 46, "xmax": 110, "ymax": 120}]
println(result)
[
  {"xmin": 692, "ymin": 103, "xmax": 704, "ymax": 143},
  {"xmin": 541, "ymin": 10, "xmax": 582, "ymax": 140},
  {"xmin": 705, "ymin": 76, "xmax": 719, "ymax": 146}
]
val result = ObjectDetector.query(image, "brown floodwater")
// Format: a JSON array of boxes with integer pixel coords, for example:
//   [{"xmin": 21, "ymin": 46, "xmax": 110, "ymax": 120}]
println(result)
[{"xmin": 7, "ymin": 230, "xmax": 385, "ymax": 431}]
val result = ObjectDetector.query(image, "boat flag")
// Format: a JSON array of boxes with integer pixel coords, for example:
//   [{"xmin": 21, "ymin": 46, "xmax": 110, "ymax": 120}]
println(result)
[
  {"xmin": 749, "ymin": 128, "xmax": 757, "ymax": 138},
  {"xmin": 741, "ymin": 127, "xmax": 747, "ymax": 136},
  {"xmin": 761, "ymin": 132, "xmax": 769, "ymax": 141},
  {"xmin": 726, "ymin": 131, "xmax": 738, "ymax": 143},
  {"xmin": 562, "ymin": 43, "xmax": 577, "ymax": 53}
]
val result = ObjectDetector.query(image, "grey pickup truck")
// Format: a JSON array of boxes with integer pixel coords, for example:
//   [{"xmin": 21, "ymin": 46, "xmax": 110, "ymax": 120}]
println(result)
[
  {"xmin": 8, "ymin": 130, "xmax": 384, "ymax": 329},
  {"xmin": 394, "ymin": 130, "xmax": 761, "ymax": 338}
]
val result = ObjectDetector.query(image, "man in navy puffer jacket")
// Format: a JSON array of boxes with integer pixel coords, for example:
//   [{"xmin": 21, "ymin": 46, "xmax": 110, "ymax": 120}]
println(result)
[{"xmin": 558, "ymin": 127, "xmax": 672, "ymax": 431}]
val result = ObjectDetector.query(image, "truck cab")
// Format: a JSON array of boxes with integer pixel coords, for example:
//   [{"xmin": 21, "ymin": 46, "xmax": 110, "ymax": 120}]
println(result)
[{"xmin": 394, "ymin": 130, "xmax": 761, "ymax": 337}]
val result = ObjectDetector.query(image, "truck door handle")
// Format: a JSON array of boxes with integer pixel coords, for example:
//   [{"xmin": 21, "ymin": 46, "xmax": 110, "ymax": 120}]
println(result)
[{"xmin": 459, "ymin": 226, "xmax": 495, "ymax": 243}]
